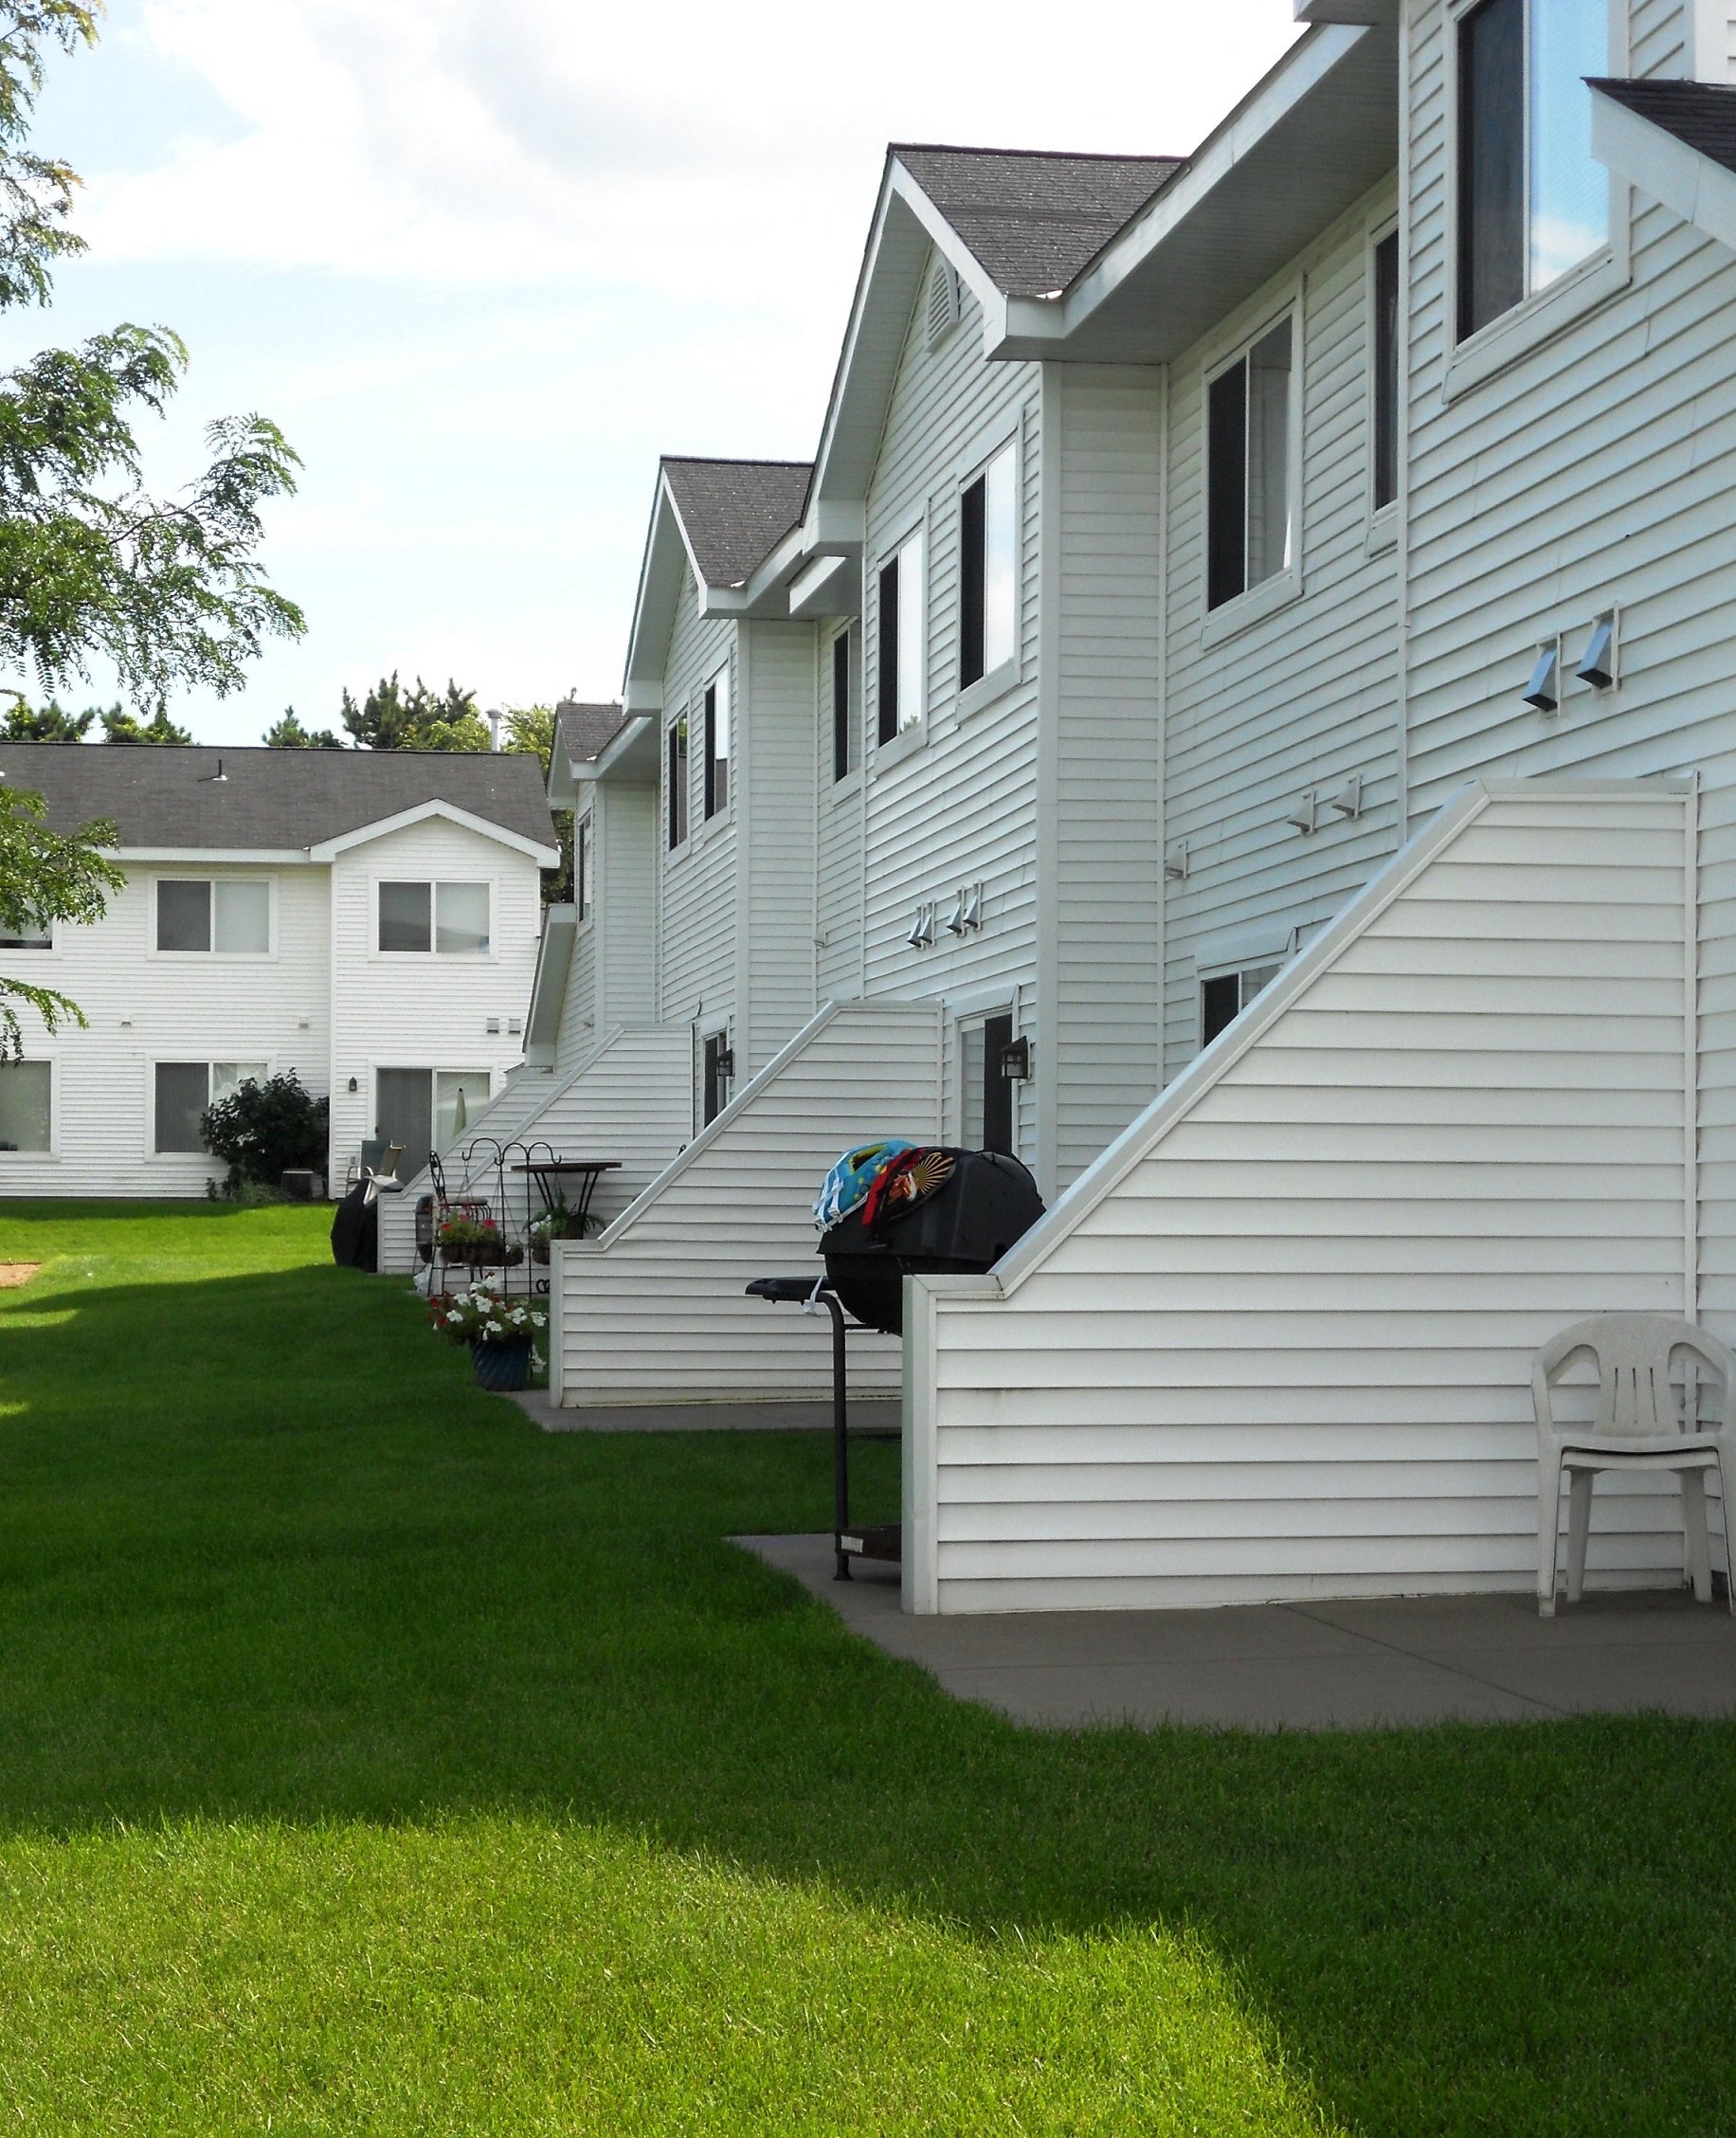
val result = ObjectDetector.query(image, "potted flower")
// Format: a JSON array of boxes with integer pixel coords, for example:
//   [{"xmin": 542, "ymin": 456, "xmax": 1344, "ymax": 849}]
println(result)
[
  {"xmin": 526, "ymin": 1199, "xmax": 597, "ymax": 1264},
  {"xmin": 429, "ymin": 1286, "xmax": 548, "ymax": 1392},
  {"xmin": 437, "ymin": 1215, "xmax": 524, "ymax": 1270}
]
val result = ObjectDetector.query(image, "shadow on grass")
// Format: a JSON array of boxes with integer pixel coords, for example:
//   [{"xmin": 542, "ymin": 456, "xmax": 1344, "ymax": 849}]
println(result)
[{"xmin": 3, "ymin": 1239, "xmax": 1735, "ymax": 2132}]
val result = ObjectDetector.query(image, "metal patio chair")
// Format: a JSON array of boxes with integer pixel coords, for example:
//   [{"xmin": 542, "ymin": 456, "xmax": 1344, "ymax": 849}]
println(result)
[{"xmin": 1534, "ymin": 1314, "xmax": 1736, "ymax": 1617}]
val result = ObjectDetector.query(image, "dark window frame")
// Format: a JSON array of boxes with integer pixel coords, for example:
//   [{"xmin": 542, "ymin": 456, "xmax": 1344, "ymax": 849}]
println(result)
[
  {"xmin": 702, "ymin": 669, "xmax": 729, "ymax": 821},
  {"xmin": 574, "ymin": 814, "xmax": 592, "ymax": 921},
  {"xmin": 959, "ymin": 471, "xmax": 987, "ymax": 688},
  {"xmin": 877, "ymin": 556, "xmax": 900, "ymax": 746},
  {"xmin": 702, "ymin": 1030, "xmax": 732, "ymax": 1126},
  {"xmin": 666, "ymin": 715, "xmax": 689, "ymax": 849},
  {"xmin": 831, "ymin": 627, "xmax": 855, "ymax": 783},
  {"xmin": 1372, "ymin": 226, "xmax": 1401, "ymax": 513},
  {"xmin": 1204, "ymin": 311, "xmax": 1294, "ymax": 614}
]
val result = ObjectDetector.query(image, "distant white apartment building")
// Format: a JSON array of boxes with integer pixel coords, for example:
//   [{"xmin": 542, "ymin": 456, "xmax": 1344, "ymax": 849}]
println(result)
[{"xmin": 0, "ymin": 741, "xmax": 558, "ymax": 1197}]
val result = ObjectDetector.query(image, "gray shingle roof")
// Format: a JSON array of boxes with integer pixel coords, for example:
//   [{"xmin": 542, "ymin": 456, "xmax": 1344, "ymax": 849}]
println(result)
[
  {"xmin": 1589, "ymin": 77, "xmax": 1736, "ymax": 174},
  {"xmin": 555, "ymin": 700, "xmax": 625, "ymax": 765},
  {"xmin": 0, "ymin": 741, "xmax": 556, "ymax": 851},
  {"xmin": 660, "ymin": 458, "xmax": 812, "ymax": 586},
  {"xmin": 892, "ymin": 145, "xmax": 1186, "ymax": 298}
]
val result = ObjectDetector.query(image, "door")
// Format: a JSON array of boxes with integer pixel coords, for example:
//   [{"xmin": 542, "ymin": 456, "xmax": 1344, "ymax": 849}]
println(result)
[
  {"xmin": 961, "ymin": 1012, "xmax": 1015, "ymax": 1156},
  {"xmin": 375, "ymin": 1067, "xmax": 434, "ymax": 1180}
]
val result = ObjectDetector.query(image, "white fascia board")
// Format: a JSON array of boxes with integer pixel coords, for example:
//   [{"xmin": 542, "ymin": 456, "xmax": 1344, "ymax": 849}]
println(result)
[
  {"xmin": 1592, "ymin": 88, "xmax": 1736, "ymax": 255},
  {"xmin": 583, "ymin": 712, "xmax": 659, "ymax": 788},
  {"xmin": 788, "ymin": 551, "xmax": 861, "ymax": 621},
  {"xmin": 526, "ymin": 903, "xmax": 577, "ymax": 1048},
  {"xmin": 306, "ymin": 797, "xmax": 559, "ymax": 867},
  {"xmin": 113, "ymin": 846, "xmax": 313, "ymax": 864},
  {"xmin": 1294, "ymin": 0, "xmax": 1392, "ymax": 20},
  {"xmin": 621, "ymin": 473, "xmax": 700, "ymax": 699},
  {"xmin": 998, "ymin": 24, "xmax": 1368, "ymax": 355},
  {"xmin": 808, "ymin": 165, "xmax": 980, "ymax": 512}
]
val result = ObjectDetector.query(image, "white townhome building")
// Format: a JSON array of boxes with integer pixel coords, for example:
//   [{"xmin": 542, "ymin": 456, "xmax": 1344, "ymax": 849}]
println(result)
[
  {"xmin": 421, "ymin": 0, "xmax": 1736, "ymax": 1622},
  {"xmin": 0, "ymin": 742, "xmax": 557, "ymax": 1198}
]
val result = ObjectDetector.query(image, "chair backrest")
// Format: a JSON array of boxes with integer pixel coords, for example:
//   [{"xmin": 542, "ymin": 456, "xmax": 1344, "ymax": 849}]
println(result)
[
  {"xmin": 1533, "ymin": 1314, "xmax": 1736, "ymax": 1440},
  {"xmin": 359, "ymin": 1137, "xmax": 388, "ymax": 1175}
]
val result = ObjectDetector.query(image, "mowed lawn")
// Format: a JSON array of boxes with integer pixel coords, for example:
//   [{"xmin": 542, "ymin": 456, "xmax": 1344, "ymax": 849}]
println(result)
[{"xmin": 2, "ymin": 1208, "xmax": 1735, "ymax": 2135}]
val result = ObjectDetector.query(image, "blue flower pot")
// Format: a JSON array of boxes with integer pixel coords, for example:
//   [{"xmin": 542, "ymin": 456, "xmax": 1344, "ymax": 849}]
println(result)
[{"xmin": 472, "ymin": 1336, "xmax": 534, "ymax": 1393}]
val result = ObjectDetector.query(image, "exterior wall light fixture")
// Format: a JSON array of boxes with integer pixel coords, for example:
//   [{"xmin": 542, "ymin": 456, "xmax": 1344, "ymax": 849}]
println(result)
[{"xmin": 998, "ymin": 1034, "xmax": 1032, "ymax": 1081}]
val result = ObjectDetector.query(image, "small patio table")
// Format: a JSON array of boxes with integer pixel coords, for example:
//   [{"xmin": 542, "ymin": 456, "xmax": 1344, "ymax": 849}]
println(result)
[{"xmin": 510, "ymin": 1158, "xmax": 621, "ymax": 1233}]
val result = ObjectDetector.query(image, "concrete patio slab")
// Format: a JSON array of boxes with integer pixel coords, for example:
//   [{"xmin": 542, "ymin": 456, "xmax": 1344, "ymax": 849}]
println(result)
[
  {"xmin": 506, "ymin": 1389, "xmax": 900, "ymax": 1435},
  {"xmin": 732, "ymin": 1532, "xmax": 1736, "ymax": 1731}
]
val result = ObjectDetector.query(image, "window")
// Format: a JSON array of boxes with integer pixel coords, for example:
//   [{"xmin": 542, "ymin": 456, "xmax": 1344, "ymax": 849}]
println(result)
[
  {"xmin": 575, "ymin": 814, "xmax": 593, "ymax": 922},
  {"xmin": 1206, "ymin": 316, "xmax": 1293, "ymax": 611},
  {"xmin": 1201, "ymin": 961, "xmax": 1284, "ymax": 1047},
  {"xmin": 154, "ymin": 1060, "xmax": 265, "ymax": 1153},
  {"xmin": 703, "ymin": 667, "xmax": 730, "ymax": 820},
  {"xmin": 156, "ymin": 879, "xmax": 270, "ymax": 954},
  {"xmin": 702, "ymin": 1031, "xmax": 732, "ymax": 1127},
  {"xmin": 960, "ymin": 442, "xmax": 1017, "ymax": 690},
  {"xmin": 0, "ymin": 915, "xmax": 50, "ymax": 950},
  {"xmin": 377, "ymin": 881, "xmax": 490, "ymax": 955},
  {"xmin": 961, "ymin": 1012, "xmax": 1015, "ymax": 1156},
  {"xmin": 877, "ymin": 530, "xmax": 925, "ymax": 745},
  {"xmin": 831, "ymin": 627, "xmax": 858, "ymax": 783},
  {"xmin": 1372, "ymin": 228, "xmax": 1401, "ymax": 512},
  {"xmin": 0, "ymin": 1060, "xmax": 50, "ymax": 1151},
  {"xmin": 667, "ymin": 714, "xmax": 688, "ymax": 848},
  {"xmin": 1457, "ymin": 0, "xmax": 1609, "ymax": 341}
]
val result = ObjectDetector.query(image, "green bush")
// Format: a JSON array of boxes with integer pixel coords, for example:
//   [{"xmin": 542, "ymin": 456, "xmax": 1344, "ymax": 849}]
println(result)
[{"xmin": 200, "ymin": 1073, "xmax": 329, "ymax": 1193}]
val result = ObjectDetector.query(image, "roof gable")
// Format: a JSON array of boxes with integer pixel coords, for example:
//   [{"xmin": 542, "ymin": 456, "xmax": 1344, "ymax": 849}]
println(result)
[{"xmin": 0, "ymin": 740, "xmax": 557, "ymax": 853}]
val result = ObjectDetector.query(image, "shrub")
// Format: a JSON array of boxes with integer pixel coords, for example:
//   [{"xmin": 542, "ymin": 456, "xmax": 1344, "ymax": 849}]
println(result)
[{"xmin": 200, "ymin": 1072, "xmax": 329, "ymax": 1192}]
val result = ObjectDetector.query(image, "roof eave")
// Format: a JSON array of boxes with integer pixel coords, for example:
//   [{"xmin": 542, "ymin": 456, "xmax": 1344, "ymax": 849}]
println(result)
[
  {"xmin": 1591, "ymin": 83, "xmax": 1736, "ymax": 254},
  {"xmin": 306, "ymin": 797, "xmax": 559, "ymax": 868},
  {"xmin": 990, "ymin": 23, "xmax": 1393, "ymax": 364}
]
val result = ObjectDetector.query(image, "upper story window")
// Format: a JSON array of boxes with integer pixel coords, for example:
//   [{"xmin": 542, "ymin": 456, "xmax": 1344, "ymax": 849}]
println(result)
[
  {"xmin": 1206, "ymin": 315, "xmax": 1294, "ymax": 611},
  {"xmin": 959, "ymin": 441, "xmax": 1017, "ymax": 690},
  {"xmin": 0, "ymin": 915, "xmax": 51, "ymax": 951},
  {"xmin": 667, "ymin": 714, "xmax": 689, "ymax": 849},
  {"xmin": 831, "ymin": 626, "xmax": 859, "ymax": 783},
  {"xmin": 1457, "ymin": 0, "xmax": 1609, "ymax": 341},
  {"xmin": 876, "ymin": 529, "xmax": 925, "ymax": 746},
  {"xmin": 377, "ymin": 879, "xmax": 490, "ymax": 955},
  {"xmin": 702, "ymin": 667, "xmax": 730, "ymax": 820},
  {"xmin": 1372, "ymin": 227, "xmax": 1401, "ymax": 513},
  {"xmin": 156, "ymin": 878, "xmax": 270, "ymax": 955},
  {"xmin": 575, "ymin": 814, "xmax": 593, "ymax": 921}
]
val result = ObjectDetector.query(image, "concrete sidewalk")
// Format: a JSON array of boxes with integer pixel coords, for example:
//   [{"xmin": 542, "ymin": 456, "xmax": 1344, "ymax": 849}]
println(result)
[{"xmin": 735, "ymin": 1532, "xmax": 1736, "ymax": 1731}]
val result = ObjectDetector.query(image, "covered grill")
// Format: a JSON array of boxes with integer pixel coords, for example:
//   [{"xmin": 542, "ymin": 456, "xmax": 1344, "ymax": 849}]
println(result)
[{"xmin": 820, "ymin": 1147, "xmax": 1044, "ymax": 1335}]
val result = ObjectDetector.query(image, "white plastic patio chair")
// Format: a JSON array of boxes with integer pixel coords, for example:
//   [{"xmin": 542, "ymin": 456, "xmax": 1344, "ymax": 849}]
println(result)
[{"xmin": 1533, "ymin": 1314, "xmax": 1735, "ymax": 1618}]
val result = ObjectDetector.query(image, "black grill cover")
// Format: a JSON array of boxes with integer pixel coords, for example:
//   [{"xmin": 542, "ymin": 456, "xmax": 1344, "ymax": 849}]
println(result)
[
  {"xmin": 330, "ymin": 1180, "xmax": 379, "ymax": 1271},
  {"xmin": 822, "ymin": 1148, "xmax": 1043, "ymax": 1334}
]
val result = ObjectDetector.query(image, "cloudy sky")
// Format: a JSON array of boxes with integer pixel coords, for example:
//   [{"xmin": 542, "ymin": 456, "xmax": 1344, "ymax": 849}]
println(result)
[{"xmin": 24, "ymin": 0, "xmax": 1302, "ymax": 743}]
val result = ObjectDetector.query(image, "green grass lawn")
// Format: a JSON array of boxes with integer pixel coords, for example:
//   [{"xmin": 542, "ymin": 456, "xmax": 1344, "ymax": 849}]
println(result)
[{"xmin": 2, "ymin": 1204, "xmax": 1734, "ymax": 2134}]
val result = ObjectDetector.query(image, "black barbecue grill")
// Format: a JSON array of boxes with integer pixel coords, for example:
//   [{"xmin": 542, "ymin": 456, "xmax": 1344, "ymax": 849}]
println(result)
[{"xmin": 750, "ymin": 1146, "xmax": 1044, "ymax": 1578}]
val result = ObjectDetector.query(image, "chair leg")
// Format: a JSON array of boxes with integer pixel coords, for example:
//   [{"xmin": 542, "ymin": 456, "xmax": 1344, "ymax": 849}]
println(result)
[
  {"xmin": 1682, "ymin": 1469, "xmax": 1714, "ymax": 1604},
  {"xmin": 1565, "ymin": 1469, "xmax": 1594, "ymax": 1605},
  {"xmin": 1538, "ymin": 1454, "xmax": 1564, "ymax": 1617}
]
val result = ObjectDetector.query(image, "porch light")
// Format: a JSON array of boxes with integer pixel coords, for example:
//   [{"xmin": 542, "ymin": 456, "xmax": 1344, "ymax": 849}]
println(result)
[
  {"xmin": 998, "ymin": 1035, "xmax": 1032, "ymax": 1081},
  {"xmin": 713, "ymin": 1046, "xmax": 735, "ymax": 1080},
  {"xmin": 1523, "ymin": 643, "xmax": 1560, "ymax": 714},
  {"xmin": 1577, "ymin": 615, "xmax": 1617, "ymax": 690}
]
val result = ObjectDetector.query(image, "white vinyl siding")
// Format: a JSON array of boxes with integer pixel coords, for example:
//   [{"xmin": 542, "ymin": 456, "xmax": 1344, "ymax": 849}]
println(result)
[
  {"xmin": 658, "ymin": 578, "xmax": 736, "ymax": 1038},
  {"xmin": 817, "ymin": 624, "xmax": 867, "ymax": 1005},
  {"xmin": 1162, "ymin": 189, "xmax": 1403, "ymax": 1088},
  {"xmin": 738, "ymin": 620, "xmax": 821, "ymax": 1073},
  {"xmin": 552, "ymin": 1002, "xmax": 941, "ymax": 1406},
  {"xmin": 908, "ymin": 785, "xmax": 1695, "ymax": 1614}
]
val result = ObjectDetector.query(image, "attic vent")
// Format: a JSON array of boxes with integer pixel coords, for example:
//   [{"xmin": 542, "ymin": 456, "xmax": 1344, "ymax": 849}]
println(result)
[{"xmin": 926, "ymin": 258, "xmax": 960, "ymax": 350}]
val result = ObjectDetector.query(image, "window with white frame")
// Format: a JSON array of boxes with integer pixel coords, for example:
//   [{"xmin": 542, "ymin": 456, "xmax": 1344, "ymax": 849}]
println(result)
[
  {"xmin": 703, "ymin": 666, "xmax": 730, "ymax": 820},
  {"xmin": 0, "ymin": 915, "xmax": 51, "ymax": 950},
  {"xmin": 154, "ymin": 1060, "xmax": 266, "ymax": 1153},
  {"xmin": 156, "ymin": 878, "xmax": 270, "ymax": 954},
  {"xmin": 575, "ymin": 813, "xmax": 594, "ymax": 921},
  {"xmin": 959, "ymin": 441, "xmax": 1017, "ymax": 690},
  {"xmin": 0, "ymin": 1060, "xmax": 51, "ymax": 1151},
  {"xmin": 1201, "ymin": 961, "xmax": 1284, "ymax": 1047},
  {"xmin": 667, "ymin": 713, "xmax": 689, "ymax": 848},
  {"xmin": 876, "ymin": 529, "xmax": 925, "ymax": 745},
  {"xmin": 1372, "ymin": 227, "xmax": 1401, "ymax": 513},
  {"xmin": 1456, "ymin": 0, "xmax": 1610, "ymax": 341},
  {"xmin": 377, "ymin": 880, "xmax": 490, "ymax": 954},
  {"xmin": 1206, "ymin": 314, "xmax": 1294, "ymax": 611}
]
